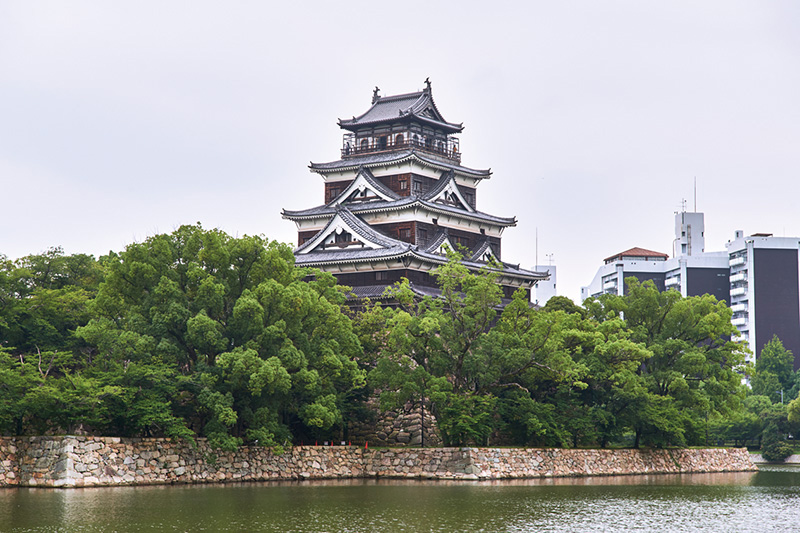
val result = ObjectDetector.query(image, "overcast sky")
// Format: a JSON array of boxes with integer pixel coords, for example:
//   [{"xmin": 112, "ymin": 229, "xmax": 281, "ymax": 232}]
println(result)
[{"xmin": 2, "ymin": 1, "xmax": 799, "ymax": 301}]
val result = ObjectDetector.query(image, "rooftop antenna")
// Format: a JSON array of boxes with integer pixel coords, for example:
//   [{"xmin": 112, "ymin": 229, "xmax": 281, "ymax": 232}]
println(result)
[
  {"xmin": 694, "ymin": 177, "xmax": 697, "ymax": 212},
  {"xmin": 535, "ymin": 227, "xmax": 538, "ymax": 267}
]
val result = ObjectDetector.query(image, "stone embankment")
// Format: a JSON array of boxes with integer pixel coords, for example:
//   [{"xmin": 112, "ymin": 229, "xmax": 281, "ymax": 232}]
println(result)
[
  {"xmin": 0, "ymin": 436, "xmax": 756, "ymax": 488},
  {"xmin": 348, "ymin": 400, "xmax": 441, "ymax": 447}
]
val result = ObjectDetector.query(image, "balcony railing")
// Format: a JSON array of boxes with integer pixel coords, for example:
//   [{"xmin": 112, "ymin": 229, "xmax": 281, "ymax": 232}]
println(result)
[
  {"xmin": 729, "ymin": 256, "xmax": 746, "ymax": 267},
  {"xmin": 342, "ymin": 134, "xmax": 461, "ymax": 164},
  {"xmin": 603, "ymin": 279, "xmax": 617, "ymax": 289},
  {"xmin": 730, "ymin": 272, "xmax": 747, "ymax": 283}
]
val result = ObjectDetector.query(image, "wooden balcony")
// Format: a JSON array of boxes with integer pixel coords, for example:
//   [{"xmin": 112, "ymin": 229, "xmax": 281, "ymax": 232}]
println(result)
[{"xmin": 342, "ymin": 135, "xmax": 461, "ymax": 164}]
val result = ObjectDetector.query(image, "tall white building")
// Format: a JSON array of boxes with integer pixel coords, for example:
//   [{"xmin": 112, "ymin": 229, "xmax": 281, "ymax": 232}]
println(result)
[
  {"xmin": 726, "ymin": 232, "xmax": 800, "ymax": 367},
  {"xmin": 533, "ymin": 264, "xmax": 557, "ymax": 306},
  {"xmin": 582, "ymin": 211, "xmax": 724, "ymax": 301},
  {"xmin": 583, "ymin": 212, "xmax": 800, "ymax": 369},
  {"xmin": 673, "ymin": 211, "xmax": 705, "ymax": 257},
  {"xmin": 580, "ymin": 248, "xmax": 669, "ymax": 300}
]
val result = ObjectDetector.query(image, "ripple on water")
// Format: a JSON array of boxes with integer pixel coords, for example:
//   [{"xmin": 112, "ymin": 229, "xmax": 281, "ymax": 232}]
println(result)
[{"xmin": 1, "ymin": 469, "xmax": 799, "ymax": 532}]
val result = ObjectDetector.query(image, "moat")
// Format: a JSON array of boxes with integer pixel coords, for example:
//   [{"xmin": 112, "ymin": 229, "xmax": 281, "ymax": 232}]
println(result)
[{"xmin": 1, "ymin": 465, "xmax": 797, "ymax": 532}]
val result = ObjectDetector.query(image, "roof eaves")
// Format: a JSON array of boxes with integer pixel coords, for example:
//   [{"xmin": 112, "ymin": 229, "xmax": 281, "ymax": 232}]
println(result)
[{"xmin": 418, "ymin": 200, "xmax": 516, "ymax": 226}]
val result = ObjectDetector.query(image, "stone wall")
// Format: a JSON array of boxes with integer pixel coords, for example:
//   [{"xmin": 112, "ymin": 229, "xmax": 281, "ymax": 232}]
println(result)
[
  {"xmin": 347, "ymin": 400, "xmax": 441, "ymax": 447},
  {"xmin": 466, "ymin": 447, "xmax": 756, "ymax": 479},
  {"xmin": 0, "ymin": 436, "xmax": 365, "ymax": 488},
  {"xmin": 0, "ymin": 436, "xmax": 756, "ymax": 488}
]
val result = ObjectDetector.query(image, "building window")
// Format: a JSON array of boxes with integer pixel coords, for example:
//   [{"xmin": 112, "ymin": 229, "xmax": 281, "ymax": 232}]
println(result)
[
  {"xmin": 453, "ymin": 235, "xmax": 469, "ymax": 248},
  {"xmin": 395, "ymin": 133, "xmax": 404, "ymax": 146},
  {"xmin": 376, "ymin": 271, "xmax": 389, "ymax": 281},
  {"xmin": 399, "ymin": 228, "xmax": 411, "ymax": 239},
  {"xmin": 413, "ymin": 180, "xmax": 423, "ymax": 193},
  {"xmin": 327, "ymin": 187, "xmax": 341, "ymax": 203},
  {"xmin": 360, "ymin": 139, "xmax": 369, "ymax": 151},
  {"xmin": 464, "ymin": 191, "xmax": 474, "ymax": 207},
  {"xmin": 335, "ymin": 231, "xmax": 352, "ymax": 244},
  {"xmin": 399, "ymin": 179, "xmax": 408, "ymax": 190}
]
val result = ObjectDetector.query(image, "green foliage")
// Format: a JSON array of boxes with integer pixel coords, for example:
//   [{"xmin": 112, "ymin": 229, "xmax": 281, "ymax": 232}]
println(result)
[
  {"xmin": 761, "ymin": 421, "xmax": 793, "ymax": 462},
  {"xmin": 0, "ymin": 248, "xmax": 100, "ymax": 355},
  {"xmin": 586, "ymin": 279, "xmax": 747, "ymax": 447},
  {"xmin": 788, "ymin": 395, "xmax": 800, "ymax": 425},
  {"xmin": 365, "ymin": 252, "xmax": 583, "ymax": 446},
  {"xmin": 75, "ymin": 224, "xmax": 364, "ymax": 447},
  {"xmin": 752, "ymin": 336, "xmax": 795, "ymax": 402},
  {"xmin": 541, "ymin": 295, "xmax": 586, "ymax": 317},
  {"xmin": 0, "ymin": 234, "xmax": 758, "ymax": 453},
  {"xmin": 361, "ymin": 265, "xmax": 749, "ymax": 449},
  {"xmin": 434, "ymin": 393, "xmax": 496, "ymax": 446}
]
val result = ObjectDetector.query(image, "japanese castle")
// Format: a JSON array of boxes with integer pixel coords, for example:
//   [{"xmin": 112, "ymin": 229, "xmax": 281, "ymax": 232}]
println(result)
[{"xmin": 282, "ymin": 80, "xmax": 547, "ymax": 303}]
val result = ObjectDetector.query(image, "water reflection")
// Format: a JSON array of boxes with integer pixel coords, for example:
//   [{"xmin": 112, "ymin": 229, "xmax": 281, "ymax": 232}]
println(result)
[{"xmin": 0, "ymin": 467, "xmax": 797, "ymax": 532}]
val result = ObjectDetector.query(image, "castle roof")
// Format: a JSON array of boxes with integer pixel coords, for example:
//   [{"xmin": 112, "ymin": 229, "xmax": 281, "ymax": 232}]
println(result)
[
  {"xmin": 283, "ymin": 170, "xmax": 515, "ymax": 227},
  {"xmin": 338, "ymin": 83, "xmax": 463, "ymax": 134},
  {"xmin": 327, "ymin": 167, "xmax": 400, "ymax": 205},
  {"xmin": 292, "ymin": 206, "xmax": 543, "ymax": 282},
  {"xmin": 309, "ymin": 149, "xmax": 491, "ymax": 180}
]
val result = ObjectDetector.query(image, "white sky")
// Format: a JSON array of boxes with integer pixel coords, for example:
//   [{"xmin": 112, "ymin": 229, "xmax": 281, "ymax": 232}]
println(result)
[{"xmin": 2, "ymin": 1, "xmax": 799, "ymax": 301}]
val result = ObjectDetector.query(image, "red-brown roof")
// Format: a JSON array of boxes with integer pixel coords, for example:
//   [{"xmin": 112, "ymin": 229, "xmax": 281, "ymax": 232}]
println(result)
[{"xmin": 604, "ymin": 247, "xmax": 669, "ymax": 264}]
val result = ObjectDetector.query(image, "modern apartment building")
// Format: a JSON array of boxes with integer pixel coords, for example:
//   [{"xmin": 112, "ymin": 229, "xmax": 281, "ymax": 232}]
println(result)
[
  {"xmin": 580, "ymin": 248, "xmax": 669, "ymax": 299},
  {"xmin": 582, "ymin": 211, "xmax": 730, "ymax": 301},
  {"xmin": 726, "ymin": 232, "xmax": 800, "ymax": 368},
  {"xmin": 582, "ymin": 211, "xmax": 800, "ymax": 369}
]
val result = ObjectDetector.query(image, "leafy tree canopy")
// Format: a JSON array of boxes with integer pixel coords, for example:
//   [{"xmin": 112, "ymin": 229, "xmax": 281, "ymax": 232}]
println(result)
[{"xmin": 76, "ymin": 224, "xmax": 365, "ymax": 449}]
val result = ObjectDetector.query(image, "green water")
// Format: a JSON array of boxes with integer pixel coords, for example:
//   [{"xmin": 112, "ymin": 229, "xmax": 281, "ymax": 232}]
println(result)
[{"xmin": 1, "ymin": 466, "xmax": 798, "ymax": 532}]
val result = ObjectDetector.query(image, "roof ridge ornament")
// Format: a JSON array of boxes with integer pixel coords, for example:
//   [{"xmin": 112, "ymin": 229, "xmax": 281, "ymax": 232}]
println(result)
[
  {"xmin": 424, "ymin": 77, "xmax": 431, "ymax": 93},
  {"xmin": 372, "ymin": 86, "xmax": 381, "ymax": 104}
]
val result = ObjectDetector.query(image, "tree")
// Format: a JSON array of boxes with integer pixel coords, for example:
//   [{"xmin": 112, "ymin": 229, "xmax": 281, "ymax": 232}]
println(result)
[
  {"xmin": 751, "ymin": 336, "xmax": 794, "ymax": 403},
  {"xmin": 0, "ymin": 249, "xmax": 106, "ymax": 436},
  {"xmin": 542, "ymin": 295, "xmax": 586, "ymax": 318},
  {"xmin": 555, "ymin": 316, "xmax": 653, "ymax": 447},
  {"xmin": 364, "ymin": 251, "xmax": 584, "ymax": 446},
  {"xmin": 77, "ymin": 224, "xmax": 365, "ymax": 449},
  {"xmin": 0, "ymin": 248, "xmax": 101, "ymax": 355},
  {"xmin": 585, "ymin": 279, "xmax": 747, "ymax": 447}
]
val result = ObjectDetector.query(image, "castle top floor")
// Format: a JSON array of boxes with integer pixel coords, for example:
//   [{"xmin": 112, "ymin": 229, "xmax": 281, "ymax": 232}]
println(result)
[{"xmin": 337, "ymin": 79, "xmax": 463, "ymax": 164}]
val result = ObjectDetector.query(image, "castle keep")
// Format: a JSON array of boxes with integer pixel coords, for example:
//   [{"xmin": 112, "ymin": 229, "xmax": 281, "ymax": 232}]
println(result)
[{"xmin": 283, "ymin": 81, "xmax": 546, "ymax": 302}]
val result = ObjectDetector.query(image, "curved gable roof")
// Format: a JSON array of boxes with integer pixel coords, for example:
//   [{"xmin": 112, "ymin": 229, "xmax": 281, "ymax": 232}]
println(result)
[
  {"xmin": 338, "ymin": 85, "xmax": 463, "ymax": 133},
  {"xmin": 283, "ymin": 196, "xmax": 516, "ymax": 227},
  {"xmin": 296, "ymin": 206, "xmax": 405, "ymax": 255},
  {"xmin": 423, "ymin": 170, "xmax": 475, "ymax": 213},
  {"xmin": 469, "ymin": 239, "xmax": 499, "ymax": 263},
  {"xmin": 329, "ymin": 167, "xmax": 400, "ymax": 205}
]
